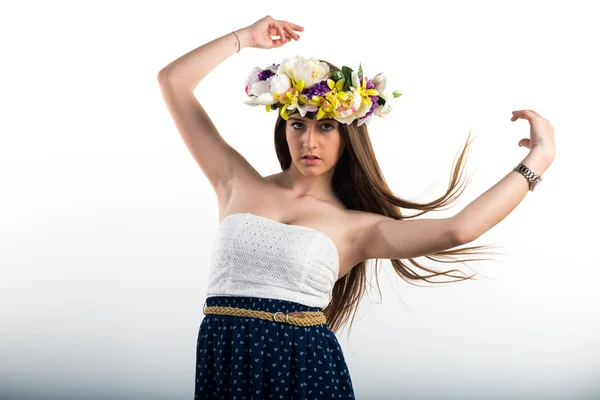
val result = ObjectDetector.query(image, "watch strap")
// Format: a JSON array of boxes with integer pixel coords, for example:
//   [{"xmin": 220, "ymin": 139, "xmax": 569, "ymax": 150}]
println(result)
[{"xmin": 513, "ymin": 163, "xmax": 541, "ymax": 191}]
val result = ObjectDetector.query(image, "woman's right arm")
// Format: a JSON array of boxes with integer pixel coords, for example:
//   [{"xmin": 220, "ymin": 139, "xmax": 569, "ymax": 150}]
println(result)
[
  {"xmin": 157, "ymin": 28, "xmax": 253, "ymax": 89},
  {"xmin": 156, "ymin": 28, "xmax": 259, "ymax": 204},
  {"xmin": 156, "ymin": 17, "xmax": 302, "ymax": 207}
]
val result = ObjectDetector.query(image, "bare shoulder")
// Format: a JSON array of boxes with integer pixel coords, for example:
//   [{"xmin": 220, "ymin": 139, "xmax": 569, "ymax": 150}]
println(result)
[
  {"xmin": 217, "ymin": 165, "xmax": 271, "ymax": 213},
  {"xmin": 343, "ymin": 209, "xmax": 393, "ymax": 250},
  {"xmin": 334, "ymin": 209, "xmax": 393, "ymax": 272}
]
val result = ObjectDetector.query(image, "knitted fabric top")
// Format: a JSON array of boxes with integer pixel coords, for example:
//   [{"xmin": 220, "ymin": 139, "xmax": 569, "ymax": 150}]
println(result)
[{"xmin": 205, "ymin": 213, "xmax": 340, "ymax": 309}]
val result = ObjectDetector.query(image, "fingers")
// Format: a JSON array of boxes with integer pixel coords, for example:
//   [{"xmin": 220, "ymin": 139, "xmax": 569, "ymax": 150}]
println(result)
[
  {"xmin": 269, "ymin": 20, "xmax": 285, "ymax": 47},
  {"xmin": 273, "ymin": 19, "xmax": 302, "ymax": 45},
  {"xmin": 511, "ymin": 109, "xmax": 543, "ymax": 121},
  {"xmin": 282, "ymin": 25, "xmax": 300, "ymax": 41},
  {"xmin": 278, "ymin": 23, "xmax": 286, "ymax": 43},
  {"xmin": 280, "ymin": 20, "xmax": 303, "ymax": 39},
  {"xmin": 513, "ymin": 109, "xmax": 541, "ymax": 117},
  {"xmin": 270, "ymin": 21, "xmax": 287, "ymax": 46},
  {"xmin": 518, "ymin": 138, "xmax": 531, "ymax": 148},
  {"xmin": 281, "ymin": 20, "xmax": 304, "ymax": 32}
]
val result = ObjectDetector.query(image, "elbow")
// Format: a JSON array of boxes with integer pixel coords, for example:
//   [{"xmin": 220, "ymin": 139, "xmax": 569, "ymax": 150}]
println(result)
[
  {"xmin": 450, "ymin": 219, "xmax": 477, "ymax": 246},
  {"xmin": 157, "ymin": 69, "xmax": 189, "ymax": 90},
  {"xmin": 157, "ymin": 66, "xmax": 178, "ymax": 83},
  {"xmin": 157, "ymin": 69, "xmax": 170, "ymax": 82},
  {"xmin": 454, "ymin": 230, "xmax": 472, "ymax": 246}
]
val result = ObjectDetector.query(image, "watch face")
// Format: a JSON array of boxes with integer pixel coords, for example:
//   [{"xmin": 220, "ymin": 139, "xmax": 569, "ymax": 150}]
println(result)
[{"xmin": 532, "ymin": 176, "xmax": 542, "ymax": 191}]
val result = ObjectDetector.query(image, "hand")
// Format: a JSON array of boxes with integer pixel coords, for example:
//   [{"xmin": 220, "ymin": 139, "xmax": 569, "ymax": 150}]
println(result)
[
  {"xmin": 511, "ymin": 109, "xmax": 556, "ymax": 159},
  {"xmin": 242, "ymin": 15, "xmax": 303, "ymax": 50}
]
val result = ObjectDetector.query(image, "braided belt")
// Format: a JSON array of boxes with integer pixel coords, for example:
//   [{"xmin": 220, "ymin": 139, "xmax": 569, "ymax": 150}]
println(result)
[{"xmin": 203, "ymin": 304, "xmax": 327, "ymax": 327}]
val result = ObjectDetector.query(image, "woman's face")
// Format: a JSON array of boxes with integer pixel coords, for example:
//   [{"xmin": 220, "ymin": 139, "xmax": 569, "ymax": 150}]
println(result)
[{"xmin": 285, "ymin": 114, "xmax": 345, "ymax": 174}]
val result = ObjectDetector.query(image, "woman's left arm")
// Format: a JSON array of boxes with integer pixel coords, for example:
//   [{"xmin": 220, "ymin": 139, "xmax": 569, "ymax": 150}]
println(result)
[{"xmin": 452, "ymin": 109, "xmax": 556, "ymax": 243}]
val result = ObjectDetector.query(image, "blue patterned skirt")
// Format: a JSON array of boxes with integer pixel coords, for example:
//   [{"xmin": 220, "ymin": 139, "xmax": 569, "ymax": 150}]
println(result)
[{"xmin": 194, "ymin": 295, "xmax": 356, "ymax": 399}]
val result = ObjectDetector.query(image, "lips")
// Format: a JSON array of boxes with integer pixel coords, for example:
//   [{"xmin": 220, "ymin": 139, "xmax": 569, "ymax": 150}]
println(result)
[
  {"xmin": 302, "ymin": 155, "xmax": 320, "ymax": 159},
  {"xmin": 302, "ymin": 157, "xmax": 320, "ymax": 165}
]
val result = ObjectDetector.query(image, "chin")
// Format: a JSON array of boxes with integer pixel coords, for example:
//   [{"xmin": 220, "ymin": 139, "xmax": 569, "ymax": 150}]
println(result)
[{"xmin": 297, "ymin": 162, "xmax": 328, "ymax": 176}]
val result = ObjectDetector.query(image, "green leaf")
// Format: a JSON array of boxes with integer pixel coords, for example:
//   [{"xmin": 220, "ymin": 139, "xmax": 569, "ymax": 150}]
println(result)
[
  {"xmin": 341, "ymin": 66, "xmax": 353, "ymax": 92},
  {"xmin": 330, "ymin": 70, "xmax": 344, "ymax": 82},
  {"xmin": 358, "ymin": 63, "xmax": 363, "ymax": 79},
  {"xmin": 392, "ymin": 90, "xmax": 402, "ymax": 98},
  {"xmin": 342, "ymin": 66, "xmax": 353, "ymax": 81}
]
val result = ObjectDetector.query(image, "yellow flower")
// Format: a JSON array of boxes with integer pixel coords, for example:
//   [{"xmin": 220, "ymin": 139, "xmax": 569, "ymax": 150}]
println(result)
[
  {"xmin": 309, "ymin": 78, "xmax": 350, "ymax": 120},
  {"xmin": 277, "ymin": 78, "xmax": 319, "ymax": 120},
  {"xmin": 358, "ymin": 75, "xmax": 379, "ymax": 103},
  {"xmin": 340, "ymin": 72, "xmax": 379, "ymax": 123}
]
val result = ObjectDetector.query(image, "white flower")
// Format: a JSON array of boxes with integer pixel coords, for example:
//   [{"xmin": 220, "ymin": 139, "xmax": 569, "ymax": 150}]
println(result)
[
  {"xmin": 335, "ymin": 71, "xmax": 372, "ymax": 125},
  {"xmin": 278, "ymin": 55, "xmax": 330, "ymax": 89},
  {"xmin": 351, "ymin": 70, "xmax": 361, "ymax": 89},
  {"xmin": 353, "ymin": 101, "xmax": 372, "ymax": 120},
  {"xmin": 370, "ymin": 72, "xmax": 394, "ymax": 117},
  {"xmin": 244, "ymin": 91, "xmax": 276, "ymax": 106},
  {"xmin": 373, "ymin": 102, "xmax": 392, "ymax": 117},
  {"xmin": 286, "ymin": 102, "xmax": 319, "ymax": 117},
  {"xmin": 244, "ymin": 72, "xmax": 292, "ymax": 106},
  {"xmin": 335, "ymin": 86, "xmax": 363, "ymax": 125},
  {"xmin": 372, "ymin": 72, "xmax": 394, "ymax": 102},
  {"xmin": 371, "ymin": 72, "xmax": 387, "ymax": 96},
  {"xmin": 244, "ymin": 78, "xmax": 276, "ymax": 106},
  {"xmin": 269, "ymin": 74, "xmax": 292, "ymax": 95},
  {"xmin": 244, "ymin": 66, "xmax": 263, "ymax": 96}
]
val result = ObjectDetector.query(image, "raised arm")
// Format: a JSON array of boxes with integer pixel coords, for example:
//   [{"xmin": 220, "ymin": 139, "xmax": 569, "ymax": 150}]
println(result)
[
  {"xmin": 452, "ymin": 109, "xmax": 556, "ymax": 243},
  {"xmin": 356, "ymin": 110, "xmax": 555, "ymax": 262},
  {"xmin": 157, "ymin": 27, "xmax": 260, "ymax": 203},
  {"xmin": 157, "ymin": 17, "xmax": 303, "ymax": 206},
  {"xmin": 157, "ymin": 29, "xmax": 252, "ymax": 89}
]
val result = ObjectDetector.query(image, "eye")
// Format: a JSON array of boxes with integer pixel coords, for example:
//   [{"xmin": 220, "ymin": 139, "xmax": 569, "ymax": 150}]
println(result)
[{"xmin": 290, "ymin": 122, "xmax": 335, "ymax": 131}]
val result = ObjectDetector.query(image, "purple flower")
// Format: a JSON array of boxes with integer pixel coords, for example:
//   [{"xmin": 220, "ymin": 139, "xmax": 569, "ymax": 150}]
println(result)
[
  {"xmin": 258, "ymin": 69, "xmax": 275, "ymax": 81},
  {"xmin": 257, "ymin": 64, "xmax": 280, "ymax": 81},
  {"xmin": 301, "ymin": 80, "xmax": 332, "ymax": 98}
]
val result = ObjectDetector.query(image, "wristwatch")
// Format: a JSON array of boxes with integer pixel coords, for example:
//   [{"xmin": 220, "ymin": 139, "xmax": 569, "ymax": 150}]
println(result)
[{"xmin": 513, "ymin": 163, "xmax": 542, "ymax": 192}]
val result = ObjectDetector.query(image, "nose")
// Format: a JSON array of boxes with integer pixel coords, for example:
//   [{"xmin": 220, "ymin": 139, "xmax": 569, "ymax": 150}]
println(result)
[{"xmin": 303, "ymin": 125, "xmax": 318, "ymax": 150}]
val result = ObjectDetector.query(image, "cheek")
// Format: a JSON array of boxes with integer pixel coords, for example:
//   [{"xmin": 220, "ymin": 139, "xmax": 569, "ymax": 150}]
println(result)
[
  {"xmin": 285, "ymin": 132, "xmax": 297, "ymax": 146},
  {"xmin": 285, "ymin": 134, "xmax": 302, "ymax": 156}
]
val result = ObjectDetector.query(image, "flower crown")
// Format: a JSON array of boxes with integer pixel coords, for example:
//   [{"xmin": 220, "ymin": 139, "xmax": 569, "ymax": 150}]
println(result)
[{"xmin": 243, "ymin": 55, "xmax": 402, "ymax": 127}]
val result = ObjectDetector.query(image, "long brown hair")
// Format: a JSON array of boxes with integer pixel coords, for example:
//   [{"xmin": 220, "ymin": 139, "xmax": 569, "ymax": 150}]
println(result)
[{"xmin": 273, "ymin": 61, "xmax": 503, "ymax": 337}]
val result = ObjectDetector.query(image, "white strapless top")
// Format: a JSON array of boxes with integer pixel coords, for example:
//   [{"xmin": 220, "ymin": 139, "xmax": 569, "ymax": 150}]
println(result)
[{"xmin": 205, "ymin": 213, "xmax": 340, "ymax": 309}]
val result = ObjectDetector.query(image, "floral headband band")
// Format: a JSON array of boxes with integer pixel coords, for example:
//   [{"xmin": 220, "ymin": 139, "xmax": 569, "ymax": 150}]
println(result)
[{"xmin": 243, "ymin": 55, "xmax": 402, "ymax": 127}]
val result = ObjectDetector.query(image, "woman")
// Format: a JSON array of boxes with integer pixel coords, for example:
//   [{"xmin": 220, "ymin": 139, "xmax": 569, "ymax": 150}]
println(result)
[{"xmin": 158, "ymin": 15, "xmax": 556, "ymax": 399}]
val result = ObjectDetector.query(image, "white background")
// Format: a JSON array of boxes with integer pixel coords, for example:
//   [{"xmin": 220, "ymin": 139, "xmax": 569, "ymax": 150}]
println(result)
[{"xmin": 1, "ymin": 1, "xmax": 599, "ymax": 399}]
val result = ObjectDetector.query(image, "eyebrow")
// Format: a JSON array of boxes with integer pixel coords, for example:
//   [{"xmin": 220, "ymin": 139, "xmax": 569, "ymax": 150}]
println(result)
[{"xmin": 288, "ymin": 116, "xmax": 337, "ymax": 123}]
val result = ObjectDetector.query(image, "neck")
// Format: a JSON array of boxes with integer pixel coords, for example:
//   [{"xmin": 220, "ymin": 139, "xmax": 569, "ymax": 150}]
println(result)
[{"xmin": 279, "ymin": 164, "xmax": 336, "ymax": 200}]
